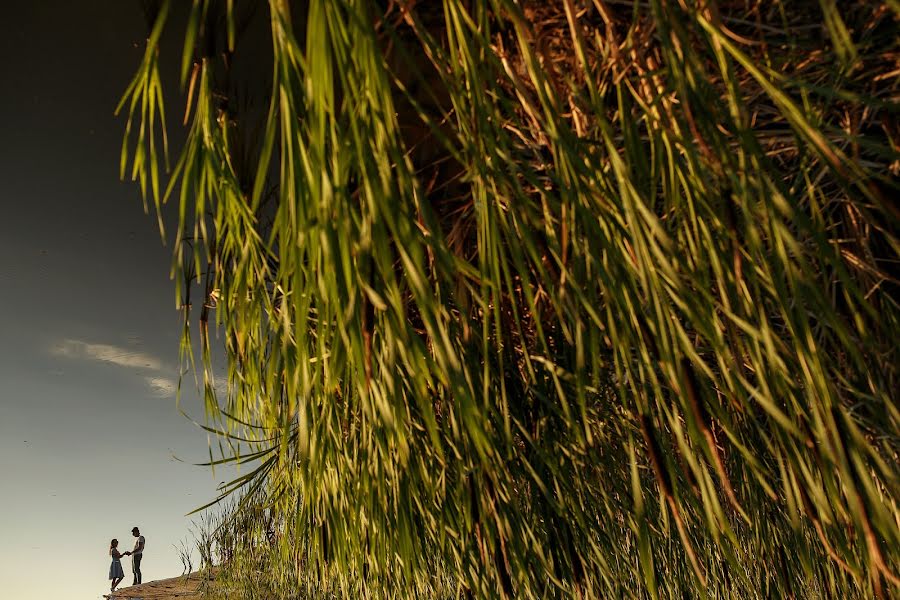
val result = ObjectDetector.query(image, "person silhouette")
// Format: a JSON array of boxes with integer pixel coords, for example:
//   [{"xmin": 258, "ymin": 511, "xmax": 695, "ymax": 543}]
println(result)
[
  {"xmin": 122, "ymin": 526, "xmax": 145, "ymax": 585},
  {"xmin": 108, "ymin": 539, "xmax": 125, "ymax": 592}
]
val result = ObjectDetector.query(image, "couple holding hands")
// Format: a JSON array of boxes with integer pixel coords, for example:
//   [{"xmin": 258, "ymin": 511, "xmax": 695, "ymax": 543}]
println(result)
[{"xmin": 108, "ymin": 526, "xmax": 145, "ymax": 592}]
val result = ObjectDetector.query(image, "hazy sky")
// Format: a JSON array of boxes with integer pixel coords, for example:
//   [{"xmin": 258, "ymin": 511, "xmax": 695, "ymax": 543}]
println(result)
[{"xmin": 0, "ymin": 2, "xmax": 233, "ymax": 597}]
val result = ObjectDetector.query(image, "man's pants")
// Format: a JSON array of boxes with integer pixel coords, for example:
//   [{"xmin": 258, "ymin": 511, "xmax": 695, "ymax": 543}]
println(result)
[{"xmin": 132, "ymin": 553, "xmax": 143, "ymax": 585}]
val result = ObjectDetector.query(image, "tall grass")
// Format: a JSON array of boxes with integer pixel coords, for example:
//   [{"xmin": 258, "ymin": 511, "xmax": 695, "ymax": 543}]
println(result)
[{"xmin": 119, "ymin": 0, "xmax": 899, "ymax": 597}]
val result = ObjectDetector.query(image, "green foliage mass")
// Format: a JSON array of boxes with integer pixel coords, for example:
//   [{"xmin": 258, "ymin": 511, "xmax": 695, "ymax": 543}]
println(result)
[{"xmin": 120, "ymin": 0, "xmax": 900, "ymax": 597}]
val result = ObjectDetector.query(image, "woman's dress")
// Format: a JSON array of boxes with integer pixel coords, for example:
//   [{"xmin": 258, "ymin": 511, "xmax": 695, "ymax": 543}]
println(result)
[{"xmin": 109, "ymin": 550, "xmax": 125, "ymax": 580}]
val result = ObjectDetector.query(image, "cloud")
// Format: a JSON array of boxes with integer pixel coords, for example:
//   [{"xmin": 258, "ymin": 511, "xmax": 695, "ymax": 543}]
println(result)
[
  {"xmin": 50, "ymin": 338, "xmax": 177, "ymax": 396},
  {"xmin": 145, "ymin": 376, "xmax": 178, "ymax": 397},
  {"xmin": 51, "ymin": 339, "xmax": 164, "ymax": 370}
]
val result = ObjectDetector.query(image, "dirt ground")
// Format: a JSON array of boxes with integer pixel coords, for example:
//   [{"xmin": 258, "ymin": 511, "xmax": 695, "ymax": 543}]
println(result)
[{"xmin": 104, "ymin": 573, "xmax": 207, "ymax": 599}]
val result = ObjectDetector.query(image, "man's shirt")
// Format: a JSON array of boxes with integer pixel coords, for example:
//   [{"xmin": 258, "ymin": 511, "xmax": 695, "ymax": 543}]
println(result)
[{"xmin": 133, "ymin": 535, "xmax": 145, "ymax": 556}]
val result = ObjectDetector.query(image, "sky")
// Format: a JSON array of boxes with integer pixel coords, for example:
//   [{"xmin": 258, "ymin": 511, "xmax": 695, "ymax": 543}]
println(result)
[{"xmin": 0, "ymin": 2, "xmax": 233, "ymax": 598}]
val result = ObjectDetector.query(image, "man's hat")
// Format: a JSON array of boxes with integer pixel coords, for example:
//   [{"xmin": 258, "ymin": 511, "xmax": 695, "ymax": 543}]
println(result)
[{"xmin": 132, "ymin": 527, "xmax": 140, "ymax": 532}]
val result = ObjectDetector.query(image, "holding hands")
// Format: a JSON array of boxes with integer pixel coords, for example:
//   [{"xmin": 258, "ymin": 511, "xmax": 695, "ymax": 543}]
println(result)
[{"xmin": 123, "ymin": 551, "xmax": 132, "ymax": 556}]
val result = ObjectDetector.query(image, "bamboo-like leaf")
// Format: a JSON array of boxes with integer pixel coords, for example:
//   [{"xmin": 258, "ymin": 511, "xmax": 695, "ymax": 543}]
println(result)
[{"xmin": 119, "ymin": 0, "xmax": 900, "ymax": 597}]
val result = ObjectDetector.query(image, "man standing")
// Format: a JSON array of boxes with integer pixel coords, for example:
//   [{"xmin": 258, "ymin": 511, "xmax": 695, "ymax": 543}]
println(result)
[{"xmin": 124, "ymin": 526, "xmax": 145, "ymax": 585}]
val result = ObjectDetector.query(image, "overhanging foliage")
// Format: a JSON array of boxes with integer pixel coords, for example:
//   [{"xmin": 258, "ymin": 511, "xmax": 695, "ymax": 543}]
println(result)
[{"xmin": 120, "ymin": 0, "xmax": 899, "ymax": 597}]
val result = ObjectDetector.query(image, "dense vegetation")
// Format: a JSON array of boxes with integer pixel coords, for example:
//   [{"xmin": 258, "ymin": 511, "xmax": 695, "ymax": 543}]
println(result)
[{"xmin": 121, "ymin": 0, "xmax": 899, "ymax": 597}]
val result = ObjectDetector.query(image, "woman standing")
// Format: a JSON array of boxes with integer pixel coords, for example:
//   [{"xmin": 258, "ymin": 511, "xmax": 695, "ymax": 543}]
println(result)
[{"xmin": 108, "ymin": 539, "xmax": 125, "ymax": 592}]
